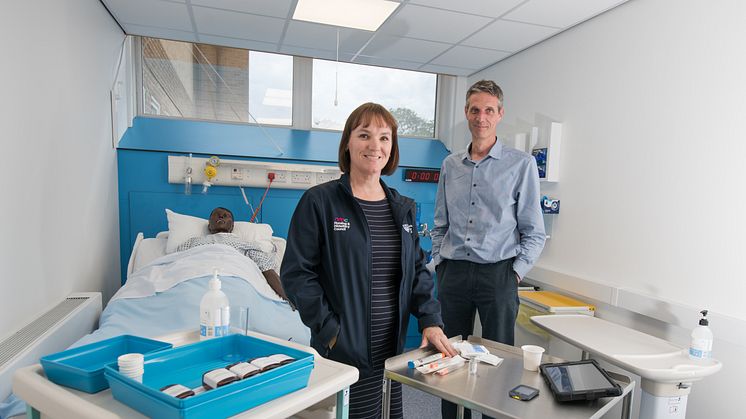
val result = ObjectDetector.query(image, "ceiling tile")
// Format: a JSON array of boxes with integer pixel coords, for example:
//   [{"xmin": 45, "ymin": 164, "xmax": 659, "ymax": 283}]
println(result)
[
  {"xmin": 352, "ymin": 55, "xmax": 425, "ymax": 73},
  {"xmin": 123, "ymin": 23, "xmax": 197, "ymax": 42},
  {"xmin": 282, "ymin": 21, "xmax": 374, "ymax": 55},
  {"xmin": 360, "ymin": 34, "xmax": 451, "ymax": 63},
  {"xmin": 279, "ymin": 45, "xmax": 337, "ymax": 61},
  {"xmin": 418, "ymin": 63, "xmax": 473, "ymax": 76},
  {"xmin": 463, "ymin": 19, "xmax": 558, "ymax": 52},
  {"xmin": 103, "ymin": 0, "xmax": 193, "ymax": 31},
  {"xmin": 193, "ymin": 6, "xmax": 286, "ymax": 43},
  {"xmin": 190, "ymin": 0, "xmax": 293, "ymax": 19},
  {"xmin": 409, "ymin": 0, "xmax": 525, "ymax": 18},
  {"xmin": 198, "ymin": 35, "xmax": 279, "ymax": 53},
  {"xmin": 431, "ymin": 45, "xmax": 511, "ymax": 70},
  {"xmin": 503, "ymin": 0, "xmax": 628, "ymax": 28},
  {"xmin": 378, "ymin": 4, "xmax": 492, "ymax": 44}
]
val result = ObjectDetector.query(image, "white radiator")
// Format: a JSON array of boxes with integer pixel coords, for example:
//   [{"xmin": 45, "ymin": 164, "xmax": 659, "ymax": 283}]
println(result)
[{"xmin": 0, "ymin": 292, "xmax": 102, "ymax": 401}]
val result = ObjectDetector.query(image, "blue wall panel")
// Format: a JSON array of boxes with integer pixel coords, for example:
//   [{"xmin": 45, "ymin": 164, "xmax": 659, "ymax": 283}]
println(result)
[
  {"xmin": 118, "ymin": 117, "xmax": 450, "ymax": 346},
  {"xmin": 117, "ymin": 117, "xmax": 449, "ymax": 284}
]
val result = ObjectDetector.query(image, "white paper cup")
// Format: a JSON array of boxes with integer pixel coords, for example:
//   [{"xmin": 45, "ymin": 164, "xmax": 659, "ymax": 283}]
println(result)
[
  {"xmin": 521, "ymin": 345, "xmax": 545, "ymax": 371},
  {"xmin": 118, "ymin": 353, "xmax": 144, "ymax": 366}
]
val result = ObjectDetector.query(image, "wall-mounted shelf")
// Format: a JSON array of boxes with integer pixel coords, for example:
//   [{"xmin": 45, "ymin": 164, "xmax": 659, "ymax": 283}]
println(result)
[{"xmin": 513, "ymin": 122, "xmax": 562, "ymax": 182}]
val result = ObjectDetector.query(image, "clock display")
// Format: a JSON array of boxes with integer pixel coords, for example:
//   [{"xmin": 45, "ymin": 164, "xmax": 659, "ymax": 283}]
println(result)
[{"xmin": 403, "ymin": 168, "xmax": 440, "ymax": 183}]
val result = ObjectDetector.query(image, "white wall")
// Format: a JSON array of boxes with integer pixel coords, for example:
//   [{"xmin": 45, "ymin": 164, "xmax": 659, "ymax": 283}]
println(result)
[
  {"xmin": 0, "ymin": 1, "xmax": 124, "ymax": 340},
  {"xmin": 466, "ymin": 0, "xmax": 746, "ymax": 417}
]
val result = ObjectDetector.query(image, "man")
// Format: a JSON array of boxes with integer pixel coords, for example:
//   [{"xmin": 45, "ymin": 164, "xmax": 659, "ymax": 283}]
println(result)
[
  {"xmin": 431, "ymin": 80, "xmax": 546, "ymax": 419},
  {"xmin": 178, "ymin": 207, "xmax": 293, "ymax": 307}
]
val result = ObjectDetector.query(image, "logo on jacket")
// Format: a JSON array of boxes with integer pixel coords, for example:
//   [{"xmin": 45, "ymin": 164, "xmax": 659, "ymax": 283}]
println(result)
[
  {"xmin": 333, "ymin": 217, "xmax": 350, "ymax": 231},
  {"xmin": 402, "ymin": 223, "xmax": 413, "ymax": 233}
]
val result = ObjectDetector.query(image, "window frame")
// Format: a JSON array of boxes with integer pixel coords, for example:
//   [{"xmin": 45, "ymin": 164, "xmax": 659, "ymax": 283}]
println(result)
[{"xmin": 134, "ymin": 36, "xmax": 444, "ymax": 138}]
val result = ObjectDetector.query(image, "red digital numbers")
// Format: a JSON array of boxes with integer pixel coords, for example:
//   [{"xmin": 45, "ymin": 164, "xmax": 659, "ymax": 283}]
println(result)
[{"xmin": 404, "ymin": 169, "xmax": 440, "ymax": 183}]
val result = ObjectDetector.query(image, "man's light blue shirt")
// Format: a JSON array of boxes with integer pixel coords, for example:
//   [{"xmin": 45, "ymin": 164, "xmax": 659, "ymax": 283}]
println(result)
[{"xmin": 431, "ymin": 140, "xmax": 546, "ymax": 279}]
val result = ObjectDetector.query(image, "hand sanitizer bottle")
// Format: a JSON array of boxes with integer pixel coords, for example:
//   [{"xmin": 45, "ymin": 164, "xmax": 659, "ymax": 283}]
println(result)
[
  {"xmin": 200, "ymin": 269, "xmax": 230, "ymax": 341},
  {"xmin": 688, "ymin": 310, "xmax": 713, "ymax": 360}
]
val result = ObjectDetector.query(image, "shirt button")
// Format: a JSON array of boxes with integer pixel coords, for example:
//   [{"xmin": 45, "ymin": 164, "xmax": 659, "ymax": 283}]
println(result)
[
  {"xmin": 473, "ymin": 184, "xmax": 476, "ymax": 187},
  {"xmin": 467, "ymin": 253, "xmax": 471, "ymax": 256},
  {"xmin": 471, "ymin": 202, "xmax": 475, "ymax": 205},
  {"xmin": 466, "ymin": 238, "xmax": 471, "ymax": 241},
  {"xmin": 469, "ymin": 220, "xmax": 473, "ymax": 224}
]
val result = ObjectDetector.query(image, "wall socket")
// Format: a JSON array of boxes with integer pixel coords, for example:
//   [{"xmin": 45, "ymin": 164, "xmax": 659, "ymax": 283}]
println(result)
[
  {"xmin": 316, "ymin": 173, "xmax": 339, "ymax": 183},
  {"xmin": 271, "ymin": 171, "xmax": 289, "ymax": 183},
  {"xmin": 291, "ymin": 172, "xmax": 312, "ymax": 184}
]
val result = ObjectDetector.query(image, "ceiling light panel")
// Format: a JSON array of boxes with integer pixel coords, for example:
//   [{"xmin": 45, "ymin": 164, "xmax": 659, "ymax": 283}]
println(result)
[
  {"xmin": 409, "ymin": 0, "xmax": 524, "ymax": 19},
  {"xmin": 378, "ymin": 4, "xmax": 492, "ymax": 44},
  {"xmin": 293, "ymin": 0, "xmax": 400, "ymax": 31}
]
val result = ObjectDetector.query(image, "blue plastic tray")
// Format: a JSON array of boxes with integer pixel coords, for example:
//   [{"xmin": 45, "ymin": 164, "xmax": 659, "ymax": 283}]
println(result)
[
  {"xmin": 40, "ymin": 335, "xmax": 172, "ymax": 393},
  {"xmin": 104, "ymin": 334, "xmax": 314, "ymax": 419}
]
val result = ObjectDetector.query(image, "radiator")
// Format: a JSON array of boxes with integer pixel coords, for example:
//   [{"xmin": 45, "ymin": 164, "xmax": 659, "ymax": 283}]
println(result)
[{"xmin": 0, "ymin": 292, "xmax": 102, "ymax": 401}]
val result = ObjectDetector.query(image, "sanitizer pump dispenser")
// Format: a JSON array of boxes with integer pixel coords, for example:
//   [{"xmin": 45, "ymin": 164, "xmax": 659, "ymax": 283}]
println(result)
[
  {"xmin": 689, "ymin": 310, "xmax": 713, "ymax": 360},
  {"xmin": 200, "ymin": 269, "xmax": 230, "ymax": 340}
]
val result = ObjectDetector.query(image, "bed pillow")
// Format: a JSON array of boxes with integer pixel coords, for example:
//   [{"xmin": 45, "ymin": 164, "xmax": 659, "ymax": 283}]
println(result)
[
  {"xmin": 165, "ymin": 209, "xmax": 275, "ymax": 253},
  {"xmin": 165, "ymin": 209, "xmax": 209, "ymax": 253}
]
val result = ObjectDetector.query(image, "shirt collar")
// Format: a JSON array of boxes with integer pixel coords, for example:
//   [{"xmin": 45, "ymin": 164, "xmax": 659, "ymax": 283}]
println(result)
[{"xmin": 461, "ymin": 138, "xmax": 504, "ymax": 162}]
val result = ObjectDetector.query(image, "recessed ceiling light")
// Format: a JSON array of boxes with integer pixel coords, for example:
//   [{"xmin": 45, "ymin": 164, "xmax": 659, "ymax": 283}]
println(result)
[{"xmin": 292, "ymin": 0, "xmax": 399, "ymax": 32}]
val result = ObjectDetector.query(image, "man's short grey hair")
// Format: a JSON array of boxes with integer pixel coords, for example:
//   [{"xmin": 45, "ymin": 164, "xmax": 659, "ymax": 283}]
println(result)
[{"xmin": 465, "ymin": 80, "xmax": 503, "ymax": 110}]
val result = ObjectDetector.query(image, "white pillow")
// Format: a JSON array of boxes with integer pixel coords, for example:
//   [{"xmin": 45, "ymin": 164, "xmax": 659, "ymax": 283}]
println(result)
[
  {"xmin": 233, "ymin": 221, "xmax": 273, "ymax": 244},
  {"xmin": 165, "ymin": 209, "xmax": 209, "ymax": 253},
  {"xmin": 165, "ymin": 209, "xmax": 274, "ymax": 254}
]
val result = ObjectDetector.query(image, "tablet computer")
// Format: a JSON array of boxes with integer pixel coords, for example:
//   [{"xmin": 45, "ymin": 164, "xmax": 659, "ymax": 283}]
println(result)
[{"xmin": 539, "ymin": 359, "xmax": 622, "ymax": 402}]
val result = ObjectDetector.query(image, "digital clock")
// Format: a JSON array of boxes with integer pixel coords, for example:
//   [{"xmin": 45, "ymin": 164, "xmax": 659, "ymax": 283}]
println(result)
[{"xmin": 403, "ymin": 168, "xmax": 440, "ymax": 183}]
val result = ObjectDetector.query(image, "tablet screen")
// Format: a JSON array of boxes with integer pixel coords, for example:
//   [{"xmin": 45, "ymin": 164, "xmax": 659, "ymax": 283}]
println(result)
[{"xmin": 543, "ymin": 362, "xmax": 614, "ymax": 392}]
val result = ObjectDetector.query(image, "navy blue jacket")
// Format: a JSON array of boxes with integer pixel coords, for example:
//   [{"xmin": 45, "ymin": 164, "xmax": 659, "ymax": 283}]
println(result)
[{"xmin": 280, "ymin": 174, "xmax": 443, "ymax": 378}]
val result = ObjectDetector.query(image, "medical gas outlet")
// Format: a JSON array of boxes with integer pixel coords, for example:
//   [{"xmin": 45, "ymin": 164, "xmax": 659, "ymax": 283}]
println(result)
[{"xmin": 169, "ymin": 155, "xmax": 342, "ymax": 191}]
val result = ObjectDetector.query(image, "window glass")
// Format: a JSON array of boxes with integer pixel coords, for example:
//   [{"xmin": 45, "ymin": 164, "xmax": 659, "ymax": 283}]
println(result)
[
  {"xmin": 141, "ymin": 37, "xmax": 292, "ymax": 126},
  {"xmin": 248, "ymin": 51, "xmax": 293, "ymax": 126},
  {"xmin": 312, "ymin": 59, "xmax": 437, "ymax": 137}
]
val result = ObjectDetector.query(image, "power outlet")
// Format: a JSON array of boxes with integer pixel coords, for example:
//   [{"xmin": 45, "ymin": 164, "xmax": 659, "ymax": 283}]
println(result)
[
  {"xmin": 271, "ymin": 171, "xmax": 289, "ymax": 183},
  {"xmin": 316, "ymin": 173, "xmax": 339, "ymax": 183},
  {"xmin": 291, "ymin": 171, "xmax": 312, "ymax": 184}
]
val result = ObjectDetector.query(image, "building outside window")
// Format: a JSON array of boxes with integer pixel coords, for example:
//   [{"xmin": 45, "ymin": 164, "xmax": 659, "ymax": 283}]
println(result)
[{"xmin": 141, "ymin": 37, "xmax": 292, "ymax": 126}]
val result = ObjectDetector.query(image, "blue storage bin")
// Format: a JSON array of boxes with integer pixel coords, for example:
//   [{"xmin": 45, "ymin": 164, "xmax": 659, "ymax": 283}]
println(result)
[
  {"xmin": 40, "ymin": 335, "xmax": 172, "ymax": 393},
  {"xmin": 104, "ymin": 334, "xmax": 314, "ymax": 419}
]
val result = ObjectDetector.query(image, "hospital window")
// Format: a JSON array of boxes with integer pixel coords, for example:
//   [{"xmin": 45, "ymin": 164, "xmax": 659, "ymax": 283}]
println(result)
[
  {"xmin": 141, "ymin": 37, "xmax": 293, "ymax": 126},
  {"xmin": 311, "ymin": 59, "xmax": 437, "ymax": 137}
]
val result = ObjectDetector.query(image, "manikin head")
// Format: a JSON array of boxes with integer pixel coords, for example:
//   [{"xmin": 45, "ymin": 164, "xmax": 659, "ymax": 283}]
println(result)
[{"xmin": 208, "ymin": 207, "xmax": 234, "ymax": 234}]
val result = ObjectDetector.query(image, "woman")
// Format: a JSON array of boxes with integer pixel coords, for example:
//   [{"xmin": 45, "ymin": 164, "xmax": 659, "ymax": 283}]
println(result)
[{"xmin": 281, "ymin": 103, "xmax": 456, "ymax": 418}]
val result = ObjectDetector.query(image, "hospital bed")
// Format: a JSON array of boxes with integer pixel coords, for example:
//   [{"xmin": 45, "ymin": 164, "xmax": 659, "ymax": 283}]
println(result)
[
  {"xmin": 80, "ymin": 208, "xmax": 311, "ymax": 347},
  {"xmin": 2, "ymin": 210, "xmax": 325, "ymax": 418}
]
